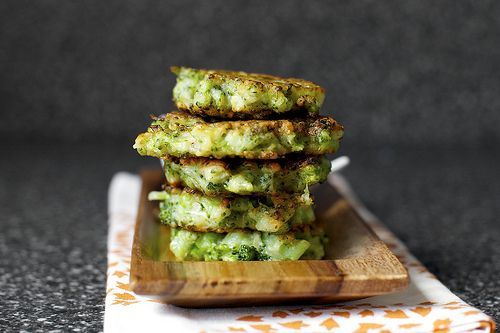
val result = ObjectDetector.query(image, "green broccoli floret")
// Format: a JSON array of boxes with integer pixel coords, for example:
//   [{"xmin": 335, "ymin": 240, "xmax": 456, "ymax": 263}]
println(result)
[{"xmin": 233, "ymin": 245, "xmax": 259, "ymax": 261}]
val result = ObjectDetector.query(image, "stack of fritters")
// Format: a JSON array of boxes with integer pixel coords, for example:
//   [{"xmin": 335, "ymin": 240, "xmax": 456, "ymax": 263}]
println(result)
[{"xmin": 133, "ymin": 67, "xmax": 344, "ymax": 261}]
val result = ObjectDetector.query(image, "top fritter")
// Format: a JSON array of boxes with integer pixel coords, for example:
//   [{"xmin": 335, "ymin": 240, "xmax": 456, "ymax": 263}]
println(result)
[{"xmin": 172, "ymin": 66, "xmax": 325, "ymax": 119}]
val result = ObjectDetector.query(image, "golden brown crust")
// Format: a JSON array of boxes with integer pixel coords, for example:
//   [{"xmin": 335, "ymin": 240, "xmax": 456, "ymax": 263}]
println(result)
[
  {"xmin": 171, "ymin": 66, "xmax": 325, "ymax": 93},
  {"xmin": 162, "ymin": 155, "xmax": 326, "ymax": 172},
  {"xmin": 157, "ymin": 111, "xmax": 343, "ymax": 138},
  {"xmin": 176, "ymin": 106, "xmax": 308, "ymax": 120},
  {"xmin": 166, "ymin": 219, "xmax": 324, "ymax": 235}
]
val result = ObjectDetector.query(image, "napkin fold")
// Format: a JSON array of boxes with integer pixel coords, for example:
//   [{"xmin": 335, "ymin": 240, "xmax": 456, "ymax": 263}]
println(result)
[{"xmin": 104, "ymin": 172, "xmax": 495, "ymax": 333}]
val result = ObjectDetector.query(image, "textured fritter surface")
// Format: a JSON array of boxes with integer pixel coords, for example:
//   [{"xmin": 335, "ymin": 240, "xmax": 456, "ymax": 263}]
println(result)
[
  {"xmin": 163, "ymin": 155, "xmax": 331, "ymax": 196},
  {"xmin": 172, "ymin": 66, "xmax": 325, "ymax": 119},
  {"xmin": 149, "ymin": 188, "xmax": 315, "ymax": 233},
  {"xmin": 134, "ymin": 111, "xmax": 343, "ymax": 159},
  {"xmin": 169, "ymin": 226, "xmax": 327, "ymax": 261}
]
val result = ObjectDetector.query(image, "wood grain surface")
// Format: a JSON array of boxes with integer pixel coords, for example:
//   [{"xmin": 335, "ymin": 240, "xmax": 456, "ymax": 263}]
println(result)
[{"xmin": 130, "ymin": 169, "xmax": 409, "ymax": 307}]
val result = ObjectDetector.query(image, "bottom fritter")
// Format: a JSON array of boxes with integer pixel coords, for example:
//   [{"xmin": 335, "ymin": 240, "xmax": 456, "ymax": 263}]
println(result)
[{"xmin": 169, "ymin": 226, "xmax": 327, "ymax": 261}]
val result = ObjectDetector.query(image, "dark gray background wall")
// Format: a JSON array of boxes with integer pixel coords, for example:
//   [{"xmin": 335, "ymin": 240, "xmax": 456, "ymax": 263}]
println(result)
[{"xmin": 1, "ymin": 0, "xmax": 499, "ymax": 146}]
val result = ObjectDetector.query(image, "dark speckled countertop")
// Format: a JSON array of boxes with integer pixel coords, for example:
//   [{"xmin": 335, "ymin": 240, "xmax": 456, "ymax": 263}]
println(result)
[{"xmin": 0, "ymin": 142, "xmax": 498, "ymax": 331}]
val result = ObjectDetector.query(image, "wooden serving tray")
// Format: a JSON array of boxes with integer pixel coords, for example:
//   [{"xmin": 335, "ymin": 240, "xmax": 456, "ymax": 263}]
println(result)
[{"xmin": 130, "ymin": 169, "xmax": 408, "ymax": 307}]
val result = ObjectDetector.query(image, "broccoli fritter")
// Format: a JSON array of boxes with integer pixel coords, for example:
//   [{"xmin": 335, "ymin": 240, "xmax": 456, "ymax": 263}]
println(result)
[
  {"xmin": 169, "ymin": 226, "xmax": 327, "ymax": 261},
  {"xmin": 149, "ymin": 188, "xmax": 315, "ymax": 234},
  {"xmin": 133, "ymin": 111, "xmax": 343, "ymax": 159},
  {"xmin": 172, "ymin": 66, "xmax": 325, "ymax": 119},
  {"xmin": 162, "ymin": 155, "xmax": 331, "ymax": 196}
]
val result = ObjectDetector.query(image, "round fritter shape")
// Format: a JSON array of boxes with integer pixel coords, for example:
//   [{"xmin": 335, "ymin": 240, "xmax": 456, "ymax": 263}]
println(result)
[
  {"xmin": 162, "ymin": 155, "xmax": 331, "ymax": 196},
  {"xmin": 133, "ymin": 111, "xmax": 344, "ymax": 159},
  {"xmin": 148, "ymin": 188, "xmax": 315, "ymax": 234},
  {"xmin": 169, "ymin": 225, "xmax": 327, "ymax": 261},
  {"xmin": 172, "ymin": 66, "xmax": 325, "ymax": 119}
]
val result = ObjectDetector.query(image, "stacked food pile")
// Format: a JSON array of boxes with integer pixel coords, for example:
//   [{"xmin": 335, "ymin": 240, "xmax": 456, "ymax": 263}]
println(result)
[{"xmin": 133, "ymin": 67, "xmax": 344, "ymax": 261}]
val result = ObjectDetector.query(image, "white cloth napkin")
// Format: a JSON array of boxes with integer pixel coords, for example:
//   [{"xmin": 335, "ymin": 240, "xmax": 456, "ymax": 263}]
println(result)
[{"xmin": 104, "ymin": 172, "xmax": 495, "ymax": 333}]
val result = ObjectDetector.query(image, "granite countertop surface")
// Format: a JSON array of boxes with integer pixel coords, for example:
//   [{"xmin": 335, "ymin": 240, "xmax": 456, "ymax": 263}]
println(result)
[{"xmin": 0, "ymin": 142, "xmax": 498, "ymax": 332}]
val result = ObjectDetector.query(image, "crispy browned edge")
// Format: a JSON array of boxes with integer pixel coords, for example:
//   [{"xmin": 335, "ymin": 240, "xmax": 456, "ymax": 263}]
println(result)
[
  {"xmin": 171, "ymin": 66, "xmax": 325, "ymax": 92},
  {"xmin": 153, "ymin": 111, "xmax": 343, "ymax": 138},
  {"xmin": 162, "ymin": 155, "xmax": 326, "ymax": 173}
]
